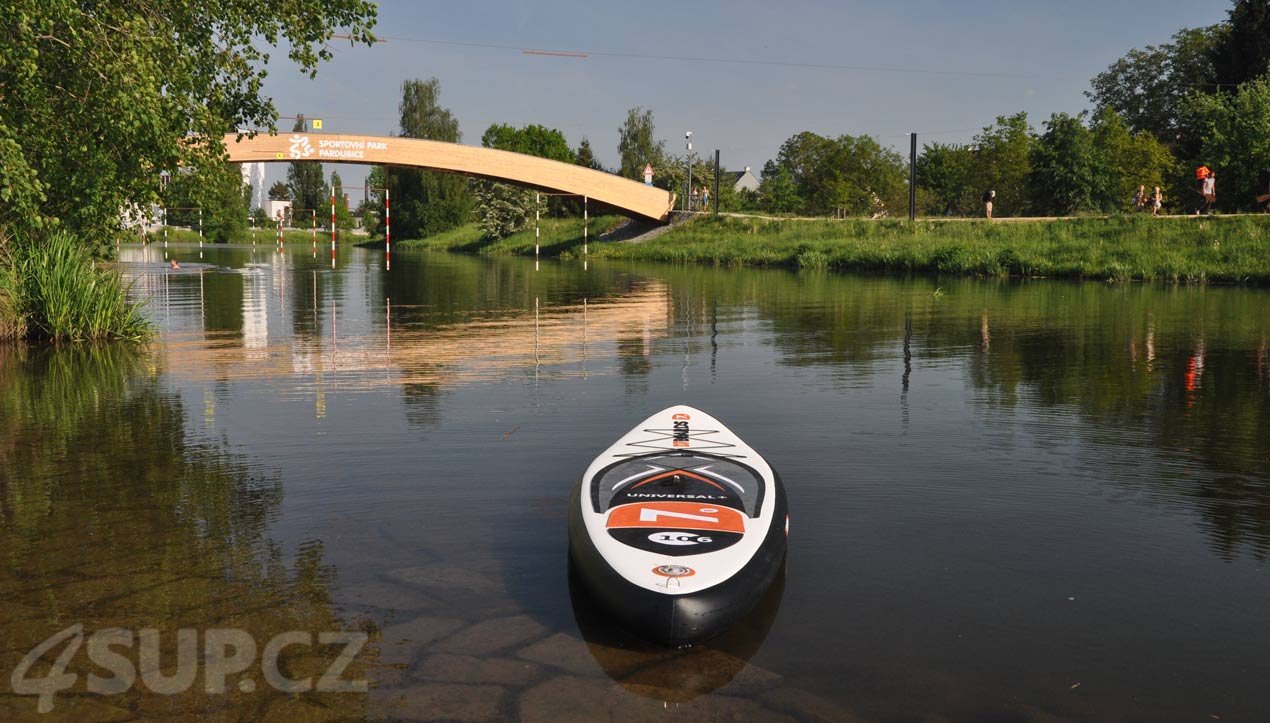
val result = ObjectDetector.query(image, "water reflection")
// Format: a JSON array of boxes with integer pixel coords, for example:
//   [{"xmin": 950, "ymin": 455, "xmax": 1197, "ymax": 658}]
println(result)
[
  {"xmin": 568, "ymin": 563, "xmax": 787, "ymax": 703},
  {"xmin": 0, "ymin": 343, "xmax": 375, "ymax": 720},
  {"xmin": 93, "ymin": 244, "xmax": 1270, "ymax": 720}
]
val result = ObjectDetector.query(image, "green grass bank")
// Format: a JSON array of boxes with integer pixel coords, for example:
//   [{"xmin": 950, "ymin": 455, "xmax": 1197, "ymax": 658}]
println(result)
[
  {"xmin": 393, "ymin": 216, "xmax": 626, "ymax": 257},
  {"xmin": 144, "ymin": 227, "xmax": 366, "ymax": 246},
  {"xmin": 596, "ymin": 215, "xmax": 1270, "ymax": 283},
  {"xmin": 403, "ymin": 214, "xmax": 1270, "ymax": 284},
  {"xmin": 0, "ymin": 231, "xmax": 150, "ymax": 342}
]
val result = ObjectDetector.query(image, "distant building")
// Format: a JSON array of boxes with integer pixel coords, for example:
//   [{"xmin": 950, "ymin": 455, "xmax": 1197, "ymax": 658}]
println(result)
[
  {"xmin": 721, "ymin": 166, "xmax": 760, "ymax": 194},
  {"xmin": 266, "ymin": 200, "xmax": 292, "ymax": 225}
]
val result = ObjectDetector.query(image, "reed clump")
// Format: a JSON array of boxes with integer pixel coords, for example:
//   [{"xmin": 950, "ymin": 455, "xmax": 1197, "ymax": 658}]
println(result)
[{"xmin": 2, "ymin": 230, "xmax": 150, "ymax": 341}]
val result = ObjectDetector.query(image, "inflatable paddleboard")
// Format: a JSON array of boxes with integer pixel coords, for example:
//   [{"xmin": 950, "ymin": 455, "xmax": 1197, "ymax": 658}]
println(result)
[{"xmin": 568, "ymin": 405, "xmax": 788, "ymax": 646}]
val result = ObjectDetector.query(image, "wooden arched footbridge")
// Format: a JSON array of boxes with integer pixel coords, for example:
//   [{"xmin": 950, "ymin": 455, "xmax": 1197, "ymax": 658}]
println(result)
[{"xmin": 222, "ymin": 132, "xmax": 675, "ymax": 221}]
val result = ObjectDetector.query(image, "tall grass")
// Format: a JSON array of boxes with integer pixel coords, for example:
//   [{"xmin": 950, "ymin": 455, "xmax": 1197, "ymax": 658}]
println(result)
[
  {"xmin": 0, "ymin": 235, "xmax": 24, "ymax": 340},
  {"xmin": 11, "ymin": 230, "xmax": 150, "ymax": 341}
]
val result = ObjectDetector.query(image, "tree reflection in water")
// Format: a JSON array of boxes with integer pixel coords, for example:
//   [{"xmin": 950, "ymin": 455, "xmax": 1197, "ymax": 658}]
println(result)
[{"xmin": 0, "ymin": 343, "xmax": 376, "ymax": 720}]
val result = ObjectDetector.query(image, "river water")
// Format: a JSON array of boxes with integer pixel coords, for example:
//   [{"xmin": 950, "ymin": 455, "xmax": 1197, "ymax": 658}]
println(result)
[{"xmin": 2, "ymin": 242, "xmax": 1269, "ymax": 722}]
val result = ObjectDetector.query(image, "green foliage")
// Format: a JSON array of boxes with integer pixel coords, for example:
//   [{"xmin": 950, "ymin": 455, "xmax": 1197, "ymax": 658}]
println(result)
[
  {"xmin": 162, "ymin": 163, "xmax": 247, "ymax": 242},
  {"xmin": 1029, "ymin": 113, "xmax": 1101, "ymax": 216},
  {"xmin": 1210, "ymin": 0, "xmax": 1270, "ymax": 89},
  {"xmin": 268, "ymin": 181, "xmax": 291, "ymax": 201},
  {"xmin": 475, "ymin": 122, "xmax": 575, "ymax": 238},
  {"xmin": 1087, "ymin": 26, "xmax": 1223, "ymax": 140},
  {"xmin": 389, "ymin": 78, "xmax": 474, "ymax": 239},
  {"xmin": 917, "ymin": 142, "xmax": 979, "ymax": 216},
  {"xmin": 473, "ymin": 183, "xmax": 538, "ymax": 240},
  {"xmin": 658, "ymin": 154, "xmax": 717, "ymax": 209},
  {"xmin": 0, "ymin": 0, "xmax": 377, "ymax": 248},
  {"xmin": 10, "ymin": 230, "xmax": 149, "ymax": 341},
  {"xmin": 974, "ymin": 113, "xmax": 1035, "ymax": 217},
  {"xmin": 286, "ymin": 116, "xmax": 326, "ymax": 213},
  {"xmin": 1090, "ymin": 109, "xmax": 1175, "ymax": 211},
  {"xmin": 1179, "ymin": 75, "xmax": 1270, "ymax": 212},
  {"xmin": 331, "ymin": 171, "xmax": 354, "ymax": 231},
  {"xmin": 758, "ymin": 164, "xmax": 801, "ymax": 214},
  {"xmin": 618, "ymin": 107, "xmax": 666, "ymax": 181},
  {"xmin": 756, "ymin": 131, "xmax": 906, "ymax": 217},
  {"xmin": 576, "ymin": 137, "xmax": 604, "ymax": 171},
  {"xmin": 482, "ymin": 124, "xmax": 573, "ymax": 162}
]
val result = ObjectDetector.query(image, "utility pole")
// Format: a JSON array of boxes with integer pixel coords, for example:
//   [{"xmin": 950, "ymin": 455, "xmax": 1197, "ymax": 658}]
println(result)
[
  {"xmin": 713, "ymin": 149, "xmax": 721, "ymax": 216},
  {"xmin": 909, "ymin": 133, "xmax": 917, "ymax": 222}
]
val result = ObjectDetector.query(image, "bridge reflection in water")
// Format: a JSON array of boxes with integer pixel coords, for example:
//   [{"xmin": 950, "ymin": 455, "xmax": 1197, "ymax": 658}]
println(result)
[{"xmin": 127, "ymin": 258, "xmax": 671, "ymax": 398}]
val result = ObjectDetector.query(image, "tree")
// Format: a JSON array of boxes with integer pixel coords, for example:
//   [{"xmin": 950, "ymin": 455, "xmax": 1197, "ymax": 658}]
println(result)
[
  {"xmin": 1028, "ymin": 113, "xmax": 1102, "ymax": 216},
  {"xmin": 973, "ymin": 113, "xmax": 1035, "ymax": 217},
  {"xmin": 1179, "ymin": 74, "xmax": 1270, "ymax": 212},
  {"xmin": 475, "ymin": 123, "xmax": 574, "ymax": 238},
  {"xmin": 331, "ymin": 170, "xmax": 354, "ymax": 231},
  {"xmin": 617, "ymin": 107, "xmax": 666, "ymax": 182},
  {"xmin": 916, "ymin": 142, "xmax": 979, "ymax": 216},
  {"xmin": 575, "ymin": 137, "xmax": 603, "ymax": 171},
  {"xmin": 481, "ymin": 124, "xmax": 573, "ymax": 162},
  {"xmin": 754, "ymin": 131, "xmax": 905, "ymax": 216},
  {"xmin": 757, "ymin": 163, "xmax": 800, "ymax": 214},
  {"xmin": 1089, "ymin": 109, "xmax": 1175, "ymax": 212},
  {"xmin": 163, "ymin": 164, "xmax": 248, "ymax": 242},
  {"xmin": 287, "ymin": 116, "xmax": 326, "ymax": 214},
  {"xmin": 0, "ymin": 0, "xmax": 377, "ymax": 253},
  {"xmin": 1210, "ymin": 0, "xmax": 1270, "ymax": 89},
  {"xmin": 388, "ymin": 78, "xmax": 473, "ymax": 239},
  {"xmin": 1087, "ymin": 26, "xmax": 1223, "ymax": 141},
  {"xmin": 268, "ymin": 182, "xmax": 291, "ymax": 201}
]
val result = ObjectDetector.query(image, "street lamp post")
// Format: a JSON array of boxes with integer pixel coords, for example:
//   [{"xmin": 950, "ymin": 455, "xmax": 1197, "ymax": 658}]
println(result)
[{"xmin": 685, "ymin": 131, "xmax": 693, "ymax": 211}]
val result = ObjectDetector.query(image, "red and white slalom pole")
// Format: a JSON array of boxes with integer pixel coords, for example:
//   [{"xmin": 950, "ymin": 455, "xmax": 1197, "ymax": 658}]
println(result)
[
  {"xmin": 311, "ymin": 209, "xmax": 317, "ymax": 258},
  {"xmin": 330, "ymin": 185, "xmax": 336, "ymax": 269},
  {"xmin": 385, "ymin": 187, "xmax": 391, "ymax": 271}
]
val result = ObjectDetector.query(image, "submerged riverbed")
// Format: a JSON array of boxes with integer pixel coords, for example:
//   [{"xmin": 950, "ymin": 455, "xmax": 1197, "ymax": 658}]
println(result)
[{"xmin": 2, "ymin": 242, "xmax": 1269, "ymax": 722}]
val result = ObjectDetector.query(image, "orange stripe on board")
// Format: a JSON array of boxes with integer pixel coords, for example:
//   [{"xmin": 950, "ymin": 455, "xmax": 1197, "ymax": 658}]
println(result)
[{"xmin": 606, "ymin": 502, "xmax": 745, "ymax": 534}]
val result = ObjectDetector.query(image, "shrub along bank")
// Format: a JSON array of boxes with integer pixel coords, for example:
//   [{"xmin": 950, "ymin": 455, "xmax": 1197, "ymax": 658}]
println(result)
[{"xmin": 0, "ymin": 231, "xmax": 150, "ymax": 342}]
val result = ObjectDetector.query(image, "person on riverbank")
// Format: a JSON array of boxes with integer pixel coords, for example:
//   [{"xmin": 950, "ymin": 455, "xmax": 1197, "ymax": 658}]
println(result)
[
  {"xmin": 169, "ymin": 258, "xmax": 180, "ymax": 270},
  {"xmin": 1257, "ymin": 177, "xmax": 1270, "ymax": 212},
  {"xmin": 701, "ymin": 186, "xmax": 710, "ymax": 213},
  {"xmin": 1133, "ymin": 185, "xmax": 1147, "ymax": 212},
  {"xmin": 982, "ymin": 189, "xmax": 996, "ymax": 219},
  {"xmin": 1200, "ymin": 171, "xmax": 1216, "ymax": 215},
  {"xmin": 1152, "ymin": 186, "xmax": 1163, "ymax": 217},
  {"xmin": 690, "ymin": 186, "xmax": 700, "ymax": 211}
]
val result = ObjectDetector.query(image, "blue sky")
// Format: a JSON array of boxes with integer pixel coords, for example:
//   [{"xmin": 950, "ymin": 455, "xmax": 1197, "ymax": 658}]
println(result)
[{"xmin": 253, "ymin": 0, "xmax": 1230, "ymax": 192}]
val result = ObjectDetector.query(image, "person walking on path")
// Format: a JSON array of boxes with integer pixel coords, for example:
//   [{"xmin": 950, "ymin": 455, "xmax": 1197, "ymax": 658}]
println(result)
[
  {"xmin": 701, "ymin": 186, "xmax": 710, "ymax": 213},
  {"xmin": 1151, "ymin": 186, "xmax": 1163, "ymax": 217},
  {"xmin": 1200, "ymin": 171, "xmax": 1216, "ymax": 215},
  {"xmin": 982, "ymin": 189, "xmax": 996, "ymax": 219},
  {"xmin": 1133, "ymin": 185, "xmax": 1147, "ymax": 212}
]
